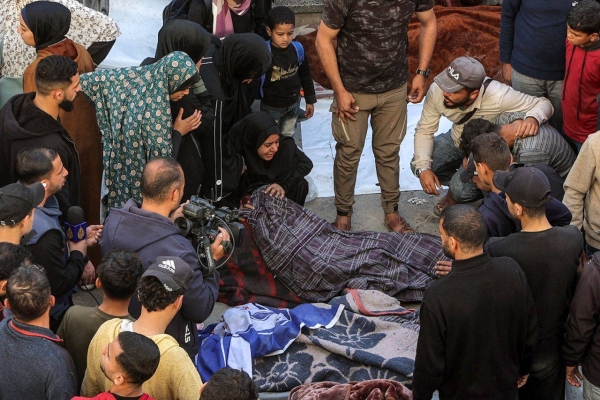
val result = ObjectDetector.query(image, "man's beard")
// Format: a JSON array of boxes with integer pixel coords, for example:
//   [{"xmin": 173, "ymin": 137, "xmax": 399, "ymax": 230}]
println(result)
[
  {"xmin": 442, "ymin": 240, "xmax": 455, "ymax": 259},
  {"xmin": 59, "ymin": 99, "xmax": 75, "ymax": 112},
  {"xmin": 443, "ymin": 97, "xmax": 470, "ymax": 109}
]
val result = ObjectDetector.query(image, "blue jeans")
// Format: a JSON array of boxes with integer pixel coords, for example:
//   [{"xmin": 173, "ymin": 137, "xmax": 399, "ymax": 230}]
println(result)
[
  {"xmin": 412, "ymin": 130, "xmax": 481, "ymax": 203},
  {"xmin": 260, "ymin": 100, "xmax": 300, "ymax": 137}
]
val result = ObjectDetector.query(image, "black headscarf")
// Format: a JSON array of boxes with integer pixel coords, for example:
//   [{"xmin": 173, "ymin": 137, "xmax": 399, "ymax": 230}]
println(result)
[
  {"xmin": 155, "ymin": 20, "xmax": 212, "ymax": 63},
  {"xmin": 21, "ymin": 2, "xmax": 71, "ymax": 52},
  {"xmin": 230, "ymin": 112, "xmax": 297, "ymax": 183}
]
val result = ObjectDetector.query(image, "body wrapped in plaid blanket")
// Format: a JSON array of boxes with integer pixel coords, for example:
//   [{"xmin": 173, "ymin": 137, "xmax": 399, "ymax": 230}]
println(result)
[{"xmin": 241, "ymin": 188, "xmax": 447, "ymax": 303}]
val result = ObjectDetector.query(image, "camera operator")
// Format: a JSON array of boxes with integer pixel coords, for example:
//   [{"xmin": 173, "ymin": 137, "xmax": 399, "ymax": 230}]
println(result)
[
  {"xmin": 99, "ymin": 157, "xmax": 228, "ymax": 361},
  {"xmin": 16, "ymin": 148, "xmax": 100, "ymax": 332}
]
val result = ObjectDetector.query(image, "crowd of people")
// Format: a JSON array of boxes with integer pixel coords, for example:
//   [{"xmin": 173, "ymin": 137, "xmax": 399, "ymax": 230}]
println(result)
[{"xmin": 0, "ymin": 0, "xmax": 599, "ymax": 398}]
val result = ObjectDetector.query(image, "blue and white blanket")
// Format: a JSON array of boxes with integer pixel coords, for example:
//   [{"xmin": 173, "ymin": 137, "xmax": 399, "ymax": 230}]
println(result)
[{"xmin": 197, "ymin": 303, "xmax": 344, "ymax": 381}]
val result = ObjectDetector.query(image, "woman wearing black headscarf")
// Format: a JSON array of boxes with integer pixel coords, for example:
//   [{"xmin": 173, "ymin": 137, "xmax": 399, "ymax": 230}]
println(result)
[
  {"xmin": 230, "ymin": 112, "xmax": 313, "ymax": 206},
  {"xmin": 19, "ymin": 1, "xmax": 95, "ymax": 92}
]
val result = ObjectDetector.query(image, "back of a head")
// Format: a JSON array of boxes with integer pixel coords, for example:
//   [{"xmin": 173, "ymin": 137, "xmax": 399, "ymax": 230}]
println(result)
[
  {"xmin": 200, "ymin": 367, "xmax": 258, "ymax": 400},
  {"xmin": 6, "ymin": 264, "xmax": 51, "ymax": 322},
  {"xmin": 267, "ymin": 6, "xmax": 295, "ymax": 30},
  {"xmin": 116, "ymin": 331, "xmax": 161, "ymax": 386},
  {"xmin": 140, "ymin": 157, "xmax": 184, "ymax": 203},
  {"xmin": 15, "ymin": 148, "xmax": 57, "ymax": 185},
  {"xmin": 97, "ymin": 250, "xmax": 144, "ymax": 300},
  {"xmin": 35, "ymin": 55, "xmax": 78, "ymax": 97},
  {"xmin": 221, "ymin": 33, "xmax": 272, "ymax": 81},
  {"xmin": 441, "ymin": 205, "xmax": 486, "ymax": 252},
  {"xmin": 460, "ymin": 119, "xmax": 501, "ymax": 158},
  {"xmin": 568, "ymin": 0, "xmax": 600, "ymax": 34},
  {"xmin": 137, "ymin": 276, "xmax": 184, "ymax": 313},
  {"xmin": 0, "ymin": 243, "xmax": 32, "ymax": 281},
  {"xmin": 472, "ymin": 132, "xmax": 511, "ymax": 173}
]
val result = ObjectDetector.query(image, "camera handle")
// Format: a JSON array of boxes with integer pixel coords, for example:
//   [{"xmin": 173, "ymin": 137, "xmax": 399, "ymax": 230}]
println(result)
[{"xmin": 200, "ymin": 220, "xmax": 216, "ymax": 277}]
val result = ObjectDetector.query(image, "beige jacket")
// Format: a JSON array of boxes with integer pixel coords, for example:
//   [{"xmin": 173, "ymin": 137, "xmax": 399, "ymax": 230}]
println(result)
[
  {"xmin": 82, "ymin": 319, "xmax": 202, "ymax": 400},
  {"xmin": 412, "ymin": 80, "xmax": 554, "ymax": 170},
  {"xmin": 563, "ymin": 131, "xmax": 600, "ymax": 249}
]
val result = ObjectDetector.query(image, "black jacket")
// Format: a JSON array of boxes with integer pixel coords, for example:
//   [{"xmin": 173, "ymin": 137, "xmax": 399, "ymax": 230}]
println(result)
[
  {"xmin": 413, "ymin": 253, "xmax": 538, "ymax": 400},
  {"xmin": 0, "ymin": 93, "xmax": 81, "ymax": 218}
]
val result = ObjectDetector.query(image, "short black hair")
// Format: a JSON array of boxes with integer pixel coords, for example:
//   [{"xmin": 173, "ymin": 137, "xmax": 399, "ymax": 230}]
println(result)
[
  {"xmin": 15, "ymin": 148, "xmax": 58, "ymax": 185},
  {"xmin": 35, "ymin": 55, "xmax": 78, "ymax": 96},
  {"xmin": 441, "ymin": 205, "xmax": 486, "ymax": 252},
  {"xmin": 568, "ymin": 0, "xmax": 600, "ymax": 35},
  {"xmin": 116, "ymin": 331, "xmax": 160, "ymax": 386},
  {"xmin": 200, "ymin": 367, "xmax": 258, "ymax": 400},
  {"xmin": 97, "ymin": 250, "xmax": 143, "ymax": 300},
  {"xmin": 140, "ymin": 157, "xmax": 184, "ymax": 202},
  {"xmin": 137, "ymin": 276, "xmax": 184, "ymax": 312},
  {"xmin": 460, "ymin": 119, "xmax": 501, "ymax": 158},
  {"xmin": 267, "ymin": 6, "xmax": 295, "ymax": 29},
  {"xmin": 472, "ymin": 132, "xmax": 511, "ymax": 173},
  {"xmin": 0, "ymin": 243, "xmax": 32, "ymax": 281},
  {"xmin": 6, "ymin": 264, "xmax": 51, "ymax": 322}
]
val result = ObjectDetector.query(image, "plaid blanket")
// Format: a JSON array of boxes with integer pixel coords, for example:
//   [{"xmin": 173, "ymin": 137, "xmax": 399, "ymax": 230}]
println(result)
[
  {"xmin": 253, "ymin": 289, "xmax": 421, "ymax": 392},
  {"xmin": 244, "ymin": 189, "xmax": 445, "ymax": 302}
]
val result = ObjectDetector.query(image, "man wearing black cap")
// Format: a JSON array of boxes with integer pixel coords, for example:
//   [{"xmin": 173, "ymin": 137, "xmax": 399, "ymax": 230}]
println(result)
[
  {"xmin": 411, "ymin": 56, "xmax": 554, "ymax": 216},
  {"xmin": 485, "ymin": 167, "xmax": 583, "ymax": 400},
  {"xmin": 0, "ymin": 182, "xmax": 45, "ymax": 245},
  {"xmin": 82, "ymin": 256, "xmax": 202, "ymax": 400}
]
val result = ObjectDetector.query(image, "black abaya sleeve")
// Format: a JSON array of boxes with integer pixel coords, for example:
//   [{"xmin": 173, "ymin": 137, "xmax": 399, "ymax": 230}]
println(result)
[{"xmin": 280, "ymin": 146, "xmax": 313, "ymax": 193}]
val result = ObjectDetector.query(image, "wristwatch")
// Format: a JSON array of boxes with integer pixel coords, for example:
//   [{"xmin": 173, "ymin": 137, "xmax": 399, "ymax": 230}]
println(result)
[
  {"xmin": 415, "ymin": 167, "xmax": 430, "ymax": 177},
  {"xmin": 416, "ymin": 68, "xmax": 431, "ymax": 78}
]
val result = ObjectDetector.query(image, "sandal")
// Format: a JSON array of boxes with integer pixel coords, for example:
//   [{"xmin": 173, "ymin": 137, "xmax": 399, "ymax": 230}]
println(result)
[
  {"xmin": 433, "ymin": 193, "xmax": 456, "ymax": 217},
  {"xmin": 386, "ymin": 212, "xmax": 415, "ymax": 234}
]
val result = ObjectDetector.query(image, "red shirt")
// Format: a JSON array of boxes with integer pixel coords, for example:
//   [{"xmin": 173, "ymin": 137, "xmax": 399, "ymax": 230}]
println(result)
[{"xmin": 72, "ymin": 392, "xmax": 155, "ymax": 400}]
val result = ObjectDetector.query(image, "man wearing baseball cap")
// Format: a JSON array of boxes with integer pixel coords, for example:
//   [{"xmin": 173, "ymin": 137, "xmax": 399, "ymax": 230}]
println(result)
[
  {"xmin": 486, "ymin": 167, "xmax": 583, "ymax": 400},
  {"xmin": 0, "ymin": 182, "xmax": 44, "ymax": 245},
  {"xmin": 411, "ymin": 56, "xmax": 554, "ymax": 217},
  {"xmin": 82, "ymin": 256, "xmax": 202, "ymax": 400}
]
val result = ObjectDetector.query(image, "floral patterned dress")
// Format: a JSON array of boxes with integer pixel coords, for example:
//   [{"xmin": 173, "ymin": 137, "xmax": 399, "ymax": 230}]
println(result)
[
  {"xmin": 80, "ymin": 51, "xmax": 198, "ymax": 212},
  {"xmin": 0, "ymin": 0, "xmax": 120, "ymax": 78}
]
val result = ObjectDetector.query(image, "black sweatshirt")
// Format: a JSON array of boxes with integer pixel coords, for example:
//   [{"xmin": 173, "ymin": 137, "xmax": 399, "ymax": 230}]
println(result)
[
  {"xmin": 262, "ymin": 43, "xmax": 317, "ymax": 108},
  {"xmin": 413, "ymin": 253, "xmax": 538, "ymax": 400}
]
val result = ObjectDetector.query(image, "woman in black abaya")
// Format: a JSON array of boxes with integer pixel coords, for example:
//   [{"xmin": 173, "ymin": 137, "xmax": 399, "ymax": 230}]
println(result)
[{"xmin": 230, "ymin": 112, "xmax": 313, "ymax": 206}]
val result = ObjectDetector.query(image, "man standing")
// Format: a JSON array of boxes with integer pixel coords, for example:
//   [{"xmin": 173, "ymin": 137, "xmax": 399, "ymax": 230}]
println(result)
[
  {"xmin": 486, "ymin": 167, "xmax": 583, "ymax": 400},
  {"xmin": 412, "ymin": 56, "xmax": 553, "ymax": 215},
  {"xmin": 315, "ymin": 0, "xmax": 437, "ymax": 233},
  {"xmin": 0, "ymin": 264, "xmax": 78, "ymax": 399},
  {"xmin": 100, "ymin": 157, "xmax": 228, "ymax": 360},
  {"xmin": 413, "ymin": 205, "xmax": 538, "ymax": 400},
  {"xmin": 0, "ymin": 55, "xmax": 82, "ymax": 218}
]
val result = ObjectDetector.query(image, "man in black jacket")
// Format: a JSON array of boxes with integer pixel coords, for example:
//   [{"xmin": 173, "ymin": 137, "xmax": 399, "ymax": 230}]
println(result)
[
  {"xmin": 486, "ymin": 167, "xmax": 583, "ymax": 400},
  {"xmin": 16, "ymin": 148, "xmax": 100, "ymax": 331},
  {"xmin": 0, "ymin": 55, "xmax": 82, "ymax": 219},
  {"xmin": 413, "ymin": 204, "xmax": 538, "ymax": 400}
]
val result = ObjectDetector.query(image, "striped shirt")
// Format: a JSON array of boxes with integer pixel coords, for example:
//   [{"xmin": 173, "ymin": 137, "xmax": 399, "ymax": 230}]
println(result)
[{"xmin": 494, "ymin": 112, "xmax": 576, "ymax": 178}]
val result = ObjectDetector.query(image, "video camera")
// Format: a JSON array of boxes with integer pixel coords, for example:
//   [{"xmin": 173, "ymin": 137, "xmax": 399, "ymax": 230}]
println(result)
[{"xmin": 175, "ymin": 196, "xmax": 244, "ymax": 276}]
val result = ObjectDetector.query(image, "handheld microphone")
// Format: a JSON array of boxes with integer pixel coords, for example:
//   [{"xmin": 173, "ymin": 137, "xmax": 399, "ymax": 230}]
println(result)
[{"xmin": 64, "ymin": 206, "xmax": 87, "ymax": 243}]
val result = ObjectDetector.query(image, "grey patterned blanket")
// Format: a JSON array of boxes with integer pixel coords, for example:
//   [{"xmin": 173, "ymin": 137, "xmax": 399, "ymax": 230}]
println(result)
[
  {"xmin": 244, "ymin": 189, "xmax": 446, "ymax": 303},
  {"xmin": 253, "ymin": 289, "xmax": 421, "ymax": 392}
]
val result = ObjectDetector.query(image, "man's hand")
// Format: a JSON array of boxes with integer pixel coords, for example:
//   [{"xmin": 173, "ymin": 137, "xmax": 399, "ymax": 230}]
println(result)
[
  {"xmin": 173, "ymin": 108, "xmax": 202, "ymax": 136},
  {"xmin": 435, "ymin": 260, "xmax": 452, "ymax": 276},
  {"xmin": 210, "ymin": 227, "xmax": 231, "ymax": 261},
  {"xmin": 80, "ymin": 261, "xmax": 96, "ymax": 285},
  {"xmin": 169, "ymin": 200, "xmax": 189, "ymax": 222},
  {"xmin": 566, "ymin": 365, "xmax": 583, "ymax": 387},
  {"xmin": 501, "ymin": 63, "xmax": 512, "ymax": 85},
  {"xmin": 264, "ymin": 183, "xmax": 285, "ymax": 199},
  {"xmin": 517, "ymin": 374, "xmax": 529, "ymax": 388},
  {"xmin": 69, "ymin": 238, "xmax": 87, "ymax": 256},
  {"xmin": 408, "ymin": 75, "xmax": 426, "ymax": 103},
  {"xmin": 419, "ymin": 169, "xmax": 442, "ymax": 196},
  {"xmin": 85, "ymin": 225, "xmax": 103, "ymax": 247},
  {"xmin": 305, "ymin": 103, "xmax": 315, "ymax": 119},
  {"xmin": 335, "ymin": 89, "xmax": 359, "ymax": 123},
  {"xmin": 515, "ymin": 117, "xmax": 539, "ymax": 138}
]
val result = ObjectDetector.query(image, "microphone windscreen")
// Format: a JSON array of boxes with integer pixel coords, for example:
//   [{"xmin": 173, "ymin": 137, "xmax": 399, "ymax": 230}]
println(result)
[{"xmin": 67, "ymin": 206, "xmax": 85, "ymax": 225}]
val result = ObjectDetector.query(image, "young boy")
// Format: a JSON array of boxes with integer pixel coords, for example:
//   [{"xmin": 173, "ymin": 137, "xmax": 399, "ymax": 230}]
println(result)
[
  {"xmin": 562, "ymin": 0, "xmax": 600, "ymax": 150},
  {"xmin": 260, "ymin": 6, "xmax": 317, "ymax": 137},
  {"xmin": 199, "ymin": 367, "xmax": 258, "ymax": 400}
]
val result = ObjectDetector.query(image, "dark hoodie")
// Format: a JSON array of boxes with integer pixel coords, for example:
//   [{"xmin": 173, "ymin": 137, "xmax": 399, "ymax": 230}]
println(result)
[
  {"xmin": 562, "ymin": 38, "xmax": 600, "ymax": 143},
  {"xmin": 99, "ymin": 199, "xmax": 219, "ymax": 359},
  {"xmin": 0, "ymin": 93, "xmax": 81, "ymax": 218}
]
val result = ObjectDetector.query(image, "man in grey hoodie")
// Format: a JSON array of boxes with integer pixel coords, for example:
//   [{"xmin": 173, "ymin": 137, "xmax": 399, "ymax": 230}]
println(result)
[{"xmin": 99, "ymin": 156, "xmax": 229, "ymax": 360}]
